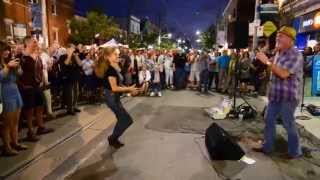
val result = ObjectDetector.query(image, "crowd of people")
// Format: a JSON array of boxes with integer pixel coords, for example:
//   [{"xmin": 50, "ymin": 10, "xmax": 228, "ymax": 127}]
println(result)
[
  {"xmin": 2, "ymin": 27, "xmax": 318, "ymax": 156},
  {"xmin": 0, "ymin": 35, "xmax": 274, "ymax": 156}
]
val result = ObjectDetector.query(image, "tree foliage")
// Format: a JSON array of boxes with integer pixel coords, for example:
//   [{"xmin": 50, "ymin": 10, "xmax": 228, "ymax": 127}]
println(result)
[
  {"xmin": 69, "ymin": 11, "xmax": 121, "ymax": 44},
  {"xmin": 200, "ymin": 24, "xmax": 216, "ymax": 50}
]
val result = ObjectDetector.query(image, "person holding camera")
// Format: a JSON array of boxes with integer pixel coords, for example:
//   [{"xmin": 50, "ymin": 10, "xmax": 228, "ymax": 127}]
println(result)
[
  {"xmin": 0, "ymin": 41, "xmax": 27, "ymax": 156},
  {"xmin": 59, "ymin": 45, "xmax": 83, "ymax": 115}
]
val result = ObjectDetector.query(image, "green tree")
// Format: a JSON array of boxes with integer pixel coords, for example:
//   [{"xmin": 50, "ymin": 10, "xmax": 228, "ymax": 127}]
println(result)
[
  {"xmin": 69, "ymin": 11, "xmax": 120, "ymax": 44},
  {"xmin": 200, "ymin": 24, "xmax": 216, "ymax": 50},
  {"xmin": 142, "ymin": 32, "xmax": 158, "ymax": 46},
  {"xmin": 160, "ymin": 39, "xmax": 175, "ymax": 49},
  {"xmin": 128, "ymin": 34, "xmax": 143, "ymax": 49}
]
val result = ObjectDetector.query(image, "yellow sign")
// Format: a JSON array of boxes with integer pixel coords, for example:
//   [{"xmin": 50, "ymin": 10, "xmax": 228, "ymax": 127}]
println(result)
[{"xmin": 263, "ymin": 21, "xmax": 277, "ymax": 37}]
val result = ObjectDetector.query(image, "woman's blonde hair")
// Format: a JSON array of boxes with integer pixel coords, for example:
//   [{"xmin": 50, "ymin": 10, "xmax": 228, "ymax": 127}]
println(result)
[{"xmin": 95, "ymin": 47, "xmax": 117, "ymax": 78}]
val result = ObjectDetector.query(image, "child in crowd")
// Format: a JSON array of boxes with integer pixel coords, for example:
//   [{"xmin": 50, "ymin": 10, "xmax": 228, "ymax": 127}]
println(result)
[
  {"xmin": 138, "ymin": 64, "xmax": 151, "ymax": 96},
  {"xmin": 150, "ymin": 63, "xmax": 162, "ymax": 97}
]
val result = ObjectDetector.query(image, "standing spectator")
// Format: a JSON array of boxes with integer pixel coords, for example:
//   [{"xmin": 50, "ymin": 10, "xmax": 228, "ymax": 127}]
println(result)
[
  {"xmin": 120, "ymin": 47, "xmax": 132, "ymax": 86},
  {"xmin": 218, "ymin": 50, "xmax": 230, "ymax": 92},
  {"xmin": 130, "ymin": 50, "xmax": 140, "ymax": 85},
  {"xmin": 251, "ymin": 50, "xmax": 268, "ymax": 94},
  {"xmin": 150, "ymin": 63, "xmax": 162, "ymax": 97},
  {"xmin": 223, "ymin": 52, "xmax": 237, "ymax": 94},
  {"xmin": 40, "ymin": 46, "xmax": 55, "ymax": 119},
  {"xmin": 173, "ymin": 51, "xmax": 187, "ymax": 90},
  {"xmin": 208, "ymin": 51, "xmax": 220, "ymax": 91},
  {"xmin": 82, "ymin": 53, "xmax": 95, "ymax": 102},
  {"xmin": 164, "ymin": 51, "xmax": 174, "ymax": 89},
  {"xmin": 0, "ymin": 41, "xmax": 27, "ymax": 156},
  {"xmin": 59, "ymin": 45, "xmax": 82, "ymax": 115},
  {"xmin": 188, "ymin": 51, "xmax": 200, "ymax": 89},
  {"xmin": 19, "ymin": 36, "xmax": 54, "ymax": 142},
  {"xmin": 199, "ymin": 52, "xmax": 210, "ymax": 93},
  {"xmin": 157, "ymin": 50, "xmax": 166, "ymax": 89},
  {"xmin": 239, "ymin": 51, "xmax": 252, "ymax": 92}
]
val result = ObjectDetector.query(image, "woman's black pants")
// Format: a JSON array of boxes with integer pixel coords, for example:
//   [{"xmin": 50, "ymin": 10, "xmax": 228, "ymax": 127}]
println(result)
[{"xmin": 104, "ymin": 90, "xmax": 133, "ymax": 140}]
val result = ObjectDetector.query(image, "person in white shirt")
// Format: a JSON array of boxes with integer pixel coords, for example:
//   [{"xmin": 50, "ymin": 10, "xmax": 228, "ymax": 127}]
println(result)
[
  {"xmin": 188, "ymin": 51, "xmax": 201, "ymax": 89},
  {"xmin": 40, "ymin": 46, "xmax": 55, "ymax": 119},
  {"xmin": 164, "ymin": 52, "xmax": 174, "ymax": 88},
  {"xmin": 150, "ymin": 63, "xmax": 162, "ymax": 97},
  {"xmin": 82, "ymin": 53, "xmax": 95, "ymax": 100},
  {"xmin": 138, "ymin": 64, "xmax": 151, "ymax": 95}
]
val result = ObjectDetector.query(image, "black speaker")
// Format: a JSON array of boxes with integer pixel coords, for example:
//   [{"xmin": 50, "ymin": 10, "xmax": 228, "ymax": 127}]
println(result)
[{"xmin": 205, "ymin": 123, "xmax": 245, "ymax": 160}]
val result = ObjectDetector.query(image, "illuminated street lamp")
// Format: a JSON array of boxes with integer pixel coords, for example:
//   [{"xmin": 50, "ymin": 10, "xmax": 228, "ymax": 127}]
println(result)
[
  {"xmin": 196, "ymin": 30, "xmax": 201, "ymax": 36},
  {"xmin": 196, "ymin": 39, "xmax": 201, "ymax": 43},
  {"xmin": 158, "ymin": 33, "xmax": 172, "ymax": 46}
]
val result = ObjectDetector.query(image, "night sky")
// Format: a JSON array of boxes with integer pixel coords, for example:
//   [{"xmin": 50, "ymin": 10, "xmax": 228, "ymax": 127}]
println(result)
[{"xmin": 75, "ymin": 0, "xmax": 228, "ymax": 39}]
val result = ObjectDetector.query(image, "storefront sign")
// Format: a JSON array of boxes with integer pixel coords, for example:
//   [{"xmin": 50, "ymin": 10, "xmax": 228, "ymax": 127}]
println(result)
[
  {"xmin": 299, "ymin": 10, "xmax": 320, "ymax": 33},
  {"xmin": 13, "ymin": 24, "xmax": 27, "ymax": 37}
]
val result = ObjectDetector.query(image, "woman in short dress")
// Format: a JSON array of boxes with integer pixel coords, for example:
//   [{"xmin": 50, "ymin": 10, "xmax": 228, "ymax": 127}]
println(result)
[{"xmin": 0, "ymin": 41, "xmax": 27, "ymax": 156}]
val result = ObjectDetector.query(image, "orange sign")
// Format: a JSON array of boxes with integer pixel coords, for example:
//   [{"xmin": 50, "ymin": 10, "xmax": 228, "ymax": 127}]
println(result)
[{"xmin": 314, "ymin": 12, "xmax": 320, "ymax": 29}]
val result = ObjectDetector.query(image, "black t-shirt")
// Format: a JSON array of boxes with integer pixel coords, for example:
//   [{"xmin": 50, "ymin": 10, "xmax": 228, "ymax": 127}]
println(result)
[
  {"xmin": 104, "ymin": 66, "xmax": 120, "ymax": 91},
  {"xmin": 59, "ymin": 54, "xmax": 81, "ymax": 83},
  {"xmin": 173, "ymin": 54, "xmax": 187, "ymax": 68},
  {"xmin": 121, "ymin": 54, "xmax": 131, "ymax": 73}
]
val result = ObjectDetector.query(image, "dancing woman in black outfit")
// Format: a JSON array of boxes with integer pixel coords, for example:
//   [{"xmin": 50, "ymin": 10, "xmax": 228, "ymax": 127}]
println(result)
[{"xmin": 95, "ymin": 47, "xmax": 139, "ymax": 149}]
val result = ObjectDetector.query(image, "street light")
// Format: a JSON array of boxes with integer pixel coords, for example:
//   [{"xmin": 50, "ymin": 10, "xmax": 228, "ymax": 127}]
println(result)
[
  {"xmin": 196, "ymin": 30, "xmax": 201, "ymax": 36},
  {"xmin": 196, "ymin": 39, "xmax": 201, "ymax": 43},
  {"xmin": 158, "ymin": 33, "xmax": 172, "ymax": 46}
]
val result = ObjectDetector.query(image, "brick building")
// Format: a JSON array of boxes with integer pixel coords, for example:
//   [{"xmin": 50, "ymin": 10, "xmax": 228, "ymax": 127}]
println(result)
[
  {"xmin": 0, "ymin": 0, "xmax": 31, "ymax": 41},
  {"xmin": 46, "ymin": 0, "xmax": 74, "ymax": 46},
  {"xmin": 0, "ymin": 0, "xmax": 74, "ymax": 46}
]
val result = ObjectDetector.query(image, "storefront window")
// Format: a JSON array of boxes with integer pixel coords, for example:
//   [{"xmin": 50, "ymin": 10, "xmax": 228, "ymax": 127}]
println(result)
[{"xmin": 4, "ymin": 19, "xmax": 14, "ymax": 38}]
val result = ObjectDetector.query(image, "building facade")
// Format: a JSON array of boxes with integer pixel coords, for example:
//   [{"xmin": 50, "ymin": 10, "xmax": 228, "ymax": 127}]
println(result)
[
  {"xmin": 0, "ymin": 0, "xmax": 31, "ymax": 41},
  {"xmin": 46, "ymin": 0, "xmax": 74, "ymax": 46},
  {"xmin": 281, "ymin": 0, "xmax": 320, "ymax": 49},
  {"xmin": 0, "ymin": 0, "xmax": 74, "ymax": 46},
  {"xmin": 222, "ymin": 0, "xmax": 255, "ymax": 49}
]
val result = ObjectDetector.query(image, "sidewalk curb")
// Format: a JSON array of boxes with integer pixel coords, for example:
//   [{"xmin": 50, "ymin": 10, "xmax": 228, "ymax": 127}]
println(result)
[{"xmin": 1, "ymin": 97, "xmax": 134, "ymax": 179}]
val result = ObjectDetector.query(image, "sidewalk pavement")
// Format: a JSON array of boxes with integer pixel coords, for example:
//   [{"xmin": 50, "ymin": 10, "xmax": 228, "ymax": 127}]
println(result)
[{"xmin": 0, "ymin": 100, "xmax": 126, "ymax": 179}]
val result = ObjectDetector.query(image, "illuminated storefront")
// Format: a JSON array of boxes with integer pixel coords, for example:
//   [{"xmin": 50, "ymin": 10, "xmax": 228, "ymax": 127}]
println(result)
[{"xmin": 295, "ymin": 10, "xmax": 320, "ymax": 50}]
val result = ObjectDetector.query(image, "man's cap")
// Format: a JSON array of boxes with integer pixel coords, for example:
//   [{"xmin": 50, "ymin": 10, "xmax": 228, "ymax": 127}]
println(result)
[{"xmin": 278, "ymin": 26, "xmax": 297, "ymax": 40}]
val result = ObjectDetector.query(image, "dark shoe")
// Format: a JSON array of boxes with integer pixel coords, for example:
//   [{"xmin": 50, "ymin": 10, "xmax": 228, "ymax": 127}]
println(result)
[
  {"xmin": 74, "ymin": 108, "xmax": 81, "ymax": 113},
  {"xmin": 281, "ymin": 153, "xmax": 303, "ymax": 160},
  {"xmin": 37, "ymin": 127, "xmax": 55, "ymax": 135},
  {"xmin": 67, "ymin": 111, "xmax": 76, "ymax": 116},
  {"xmin": 47, "ymin": 114, "xmax": 56, "ymax": 120},
  {"xmin": 108, "ymin": 136, "xmax": 124, "ymax": 149},
  {"xmin": 2, "ymin": 149, "xmax": 19, "ymax": 157},
  {"xmin": 12, "ymin": 144, "xmax": 28, "ymax": 151},
  {"xmin": 25, "ymin": 132, "xmax": 40, "ymax": 142}
]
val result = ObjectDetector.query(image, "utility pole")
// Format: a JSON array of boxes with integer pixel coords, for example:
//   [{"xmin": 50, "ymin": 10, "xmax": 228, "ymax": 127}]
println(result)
[
  {"xmin": 41, "ymin": 0, "xmax": 49, "ymax": 47},
  {"xmin": 252, "ymin": 0, "xmax": 260, "ymax": 51}
]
